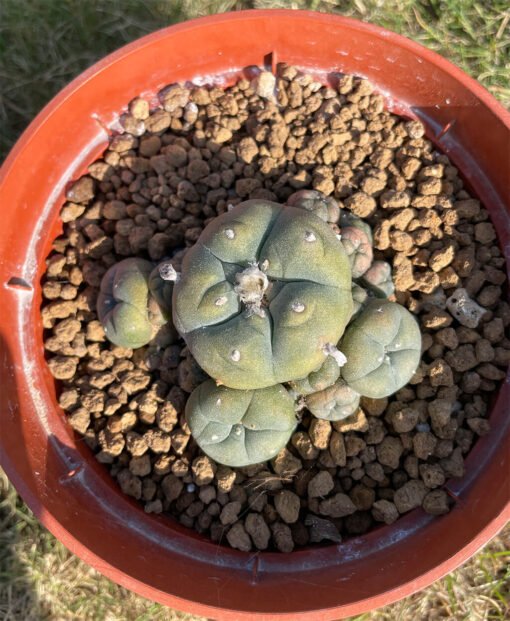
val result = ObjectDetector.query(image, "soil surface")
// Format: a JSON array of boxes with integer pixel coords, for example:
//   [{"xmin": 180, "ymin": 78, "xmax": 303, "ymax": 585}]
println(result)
[{"xmin": 41, "ymin": 65, "xmax": 510, "ymax": 551}]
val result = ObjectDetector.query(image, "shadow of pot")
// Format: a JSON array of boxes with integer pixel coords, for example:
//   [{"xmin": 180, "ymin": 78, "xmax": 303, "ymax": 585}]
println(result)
[{"xmin": 0, "ymin": 10, "xmax": 509, "ymax": 621}]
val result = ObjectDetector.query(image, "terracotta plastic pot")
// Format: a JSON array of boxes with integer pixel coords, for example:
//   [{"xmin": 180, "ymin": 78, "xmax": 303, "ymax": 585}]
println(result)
[{"xmin": 0, "ymin": 9, "xmax": 509, "ymax": 620}]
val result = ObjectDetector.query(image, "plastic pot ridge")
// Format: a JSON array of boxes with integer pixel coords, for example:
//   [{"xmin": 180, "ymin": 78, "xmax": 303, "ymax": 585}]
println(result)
[{"xmin": 0, "ymin": 10, "xmax": 509, "ymax": 621}]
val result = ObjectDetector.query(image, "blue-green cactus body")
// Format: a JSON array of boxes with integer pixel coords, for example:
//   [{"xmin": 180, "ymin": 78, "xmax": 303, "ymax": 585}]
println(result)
[
  {"xmin": 97, "ymin": 258, "xmax": 155, "ymax": 348},
  {"xmin": 305, "ymin": 378, "xmax": 360, "ymax": 421},
  {"xmin": 98, "ymin": 258, "xmax": 176, "ymax": 348},
  {"xmin": 186, "ymin": 380, "xmax": 297, "ymax": 467},
  {"xmin": 289, "ymin": 355, "xmax": 341, "ymax": 395},
  {"xmin": 340, "ymin": 212, "xmax": 374, "ymax": 279},
  {"xmin": 287, "ymin": 190, "xmax": 340, "ymax": 223},
  {"xmin": 350, "ymin": 283, "xmax": 369, "ymax": 320},
  {"xmin": 173, "ymin": 200, "xmax": 353, "ymax": 390},
  {"xmin": 360, "ymin": 261, "xmax": 395, "ymax": 298},
  {"xmin": 148, "ymin": 265, "xmax": 174, "ymax": 321},
  {"xmin": 341, "ymin": 228, "xmax": 373, "ymax": 279},
  {"xmin": 340, "ymin": 301, "xmax": 421, "ymax": 398}
]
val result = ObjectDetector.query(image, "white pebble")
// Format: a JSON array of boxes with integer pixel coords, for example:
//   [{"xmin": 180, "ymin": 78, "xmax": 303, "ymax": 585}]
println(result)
[
  {"xmin": 251, "ymin": 71, "xmax": 276, "ymax": 100},
  {"xmin": 446, "ymin": 288, "xmax": 486, "ymax": 328}
]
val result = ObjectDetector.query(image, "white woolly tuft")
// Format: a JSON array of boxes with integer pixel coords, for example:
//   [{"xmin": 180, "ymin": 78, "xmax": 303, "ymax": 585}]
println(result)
[
  {"xmin": 158, "ymin": 262, "xmax": 180, "ymax": 282},
  {"xmin": 323, "ymin": 343, "xmax": 347, "ymax": 367}
]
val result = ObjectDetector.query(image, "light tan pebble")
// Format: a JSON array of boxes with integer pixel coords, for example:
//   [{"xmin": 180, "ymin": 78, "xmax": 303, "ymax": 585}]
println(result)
[
  {"xmin": 47, "ymin": 355, "xmax": 79, "ymax": 380},
  {"xmin": 274, "ymin": 490, "xmax": 301, "ymax": 524},
  {"xmin": 226, "ymin": 522, "xmax": 252, "ymax": 551},
  {"xmin": 372, "ymin": 499, "xmax": 399, "ymax": 524},
  {"xmin": 329, "ymin": 431, "xmax": 347, "ymax": 467},
  {"xmin": 309, "ymin": 418, "xmax": 332, "ymax": 450},
  {"xmin": 308, "ymin": 471, "xmax": 334, "ymax": 498},
  {"xmin": 161, "ymin": 474, "xmax": 184, "ymax": 503},
  {"xmin": 244, "ymin": 513, "xmax": 271, "ymax": 550},
  {"xmin": 272, "ymin": 448, "xmax": 302, "ymax": 477},
  {"xmin": 393, "ymin": 480, "xmax": 427, "ymax": 513},
  {"xmin": 332, "ymin": 408, "xmax": 369, "ymax": 433},
  {"xmin": 144, "ymin": 499, "xmax": 163, "ymax": 514},
  {"xmin": 291, "ymin": 431, "xmax": 320, "ymax": 460},
  {"xmin": 319, "ymin": 493, "xmax": 357, "ymax": 518},
  {"xmin": 192, "ymin": 455, "xmax": 216, "ymax": 486},
  {"xmin": 271, "ymin": 522, "xmax": 294, "ymax": 552},
  {"xmin": 67, "ymin": 408, "xmax": 90, "ymax": 434},
  {"xmin": 216, "ymin": 465, "xmax": 236, "ymax": 493},
  {"xmin": 422, "ymin": 490, "xmax": 450, "ymax": 515},
  {"xmin": 129, "ymin": 454, "xmax": 151, "ymax": 477}
]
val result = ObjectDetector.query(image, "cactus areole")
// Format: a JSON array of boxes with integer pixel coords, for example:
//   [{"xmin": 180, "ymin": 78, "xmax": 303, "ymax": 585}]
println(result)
[{"xmin": 172, "ymin": 200, "xmax": 353, "ymax": 390}]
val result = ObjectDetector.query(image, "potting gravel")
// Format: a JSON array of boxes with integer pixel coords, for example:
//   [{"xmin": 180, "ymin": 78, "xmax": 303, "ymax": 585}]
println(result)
[{"xmin": 41, "ymin": 65, "xmax": 510, "ymax": 552}]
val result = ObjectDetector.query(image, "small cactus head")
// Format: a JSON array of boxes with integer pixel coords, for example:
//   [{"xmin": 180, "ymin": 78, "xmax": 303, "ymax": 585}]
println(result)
[
  {"xmin": 350, "ymin": 283, "xmax": 369, "ymax": 320},
  {"xmin": 97, "ymin": 258, "xmax": 173, "ymax": 349},
  {"xmin": 289, "ymin": 355, "xmax": 341, "ymax": 395},
  {"xmin": 186, "ymin": 380, "xmax": 297, "ymax": 467},
  {"xmin": 339, "ymin": 300, "xmax": 421, "ymax": 398},
  {"xmin": 340, "ymin": 212, "xmax": 372, "ymax": 241},
  {"xmin": 340, "ymin": 226, "xmax": 373, "ymax": 278},
  {"xmin": 305, "ymin": 378, "xmax": 360, "ymax": 421},
  {"xmin": 287, "ymin": 190, "xmax": 341, "ymax": 223},
  {"xmin": 97, "ymin": 258, "xmax": 154, "ymax": 348},
  {"xmin": 360, "ymin": 260, "xmax": 395, "ymax": 298}
]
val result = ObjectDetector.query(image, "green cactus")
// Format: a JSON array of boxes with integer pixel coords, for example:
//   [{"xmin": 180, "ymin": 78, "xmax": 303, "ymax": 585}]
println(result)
[
  {"xmin": 148, "ymin": 264, "xmax": 174, "ymax": 321},
  {"xmin": 185, "ymin": 379, "xmax": 297, "ymax": 467},
  {"xmin": 173, "ymin": 199, "xmax": 353, "ymax": 390},
  {"xmin": 289, "ymin": 355, "xmax": 340, "ymax": 395},
  {"xmin": 339, "ymin": 215, "xmax": 373, "ymax": 278},
  {"xmin": 305, "ymin": 378, "xmax": 360, "ymax": 421},
  {"xmin": 360, "ymin": 260, "xmax": 395, "ymax": 298},
  {"xmin": 340, "ymin": 300, "xmax": 421, "ymax": 398},
  {"xmin": 287, "ymin": 190, "xmax": 341, "ymax": 223},
  {"xmin": 351, "ymin": 283, "xmax": 369, "ymax": 320},
  {"xmin": 97, "ymin": 258, "xmax": 174, "ymax": 349}
]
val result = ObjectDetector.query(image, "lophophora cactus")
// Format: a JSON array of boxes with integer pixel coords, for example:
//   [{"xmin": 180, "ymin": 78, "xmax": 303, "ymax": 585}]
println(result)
[
  {"xmin": 186, "ymin": 380, "xmax": 297, "ymax": 467},
  {"xmin": 98, "ymin": 192, "xmax": 422, "ymax": 465},
  {"xmin": 340, "ymin": 300, "xmax": 421, "ymax": 399},
  {"xmin": 97, "ymin": 258, "xmax": 174, "ymax": 349}
]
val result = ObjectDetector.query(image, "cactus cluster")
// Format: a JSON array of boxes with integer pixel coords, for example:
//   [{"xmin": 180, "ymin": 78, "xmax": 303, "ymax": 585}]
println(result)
[{"xmin": 98, "ymin": 191, "xmax": 422, "ymax": 467}]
